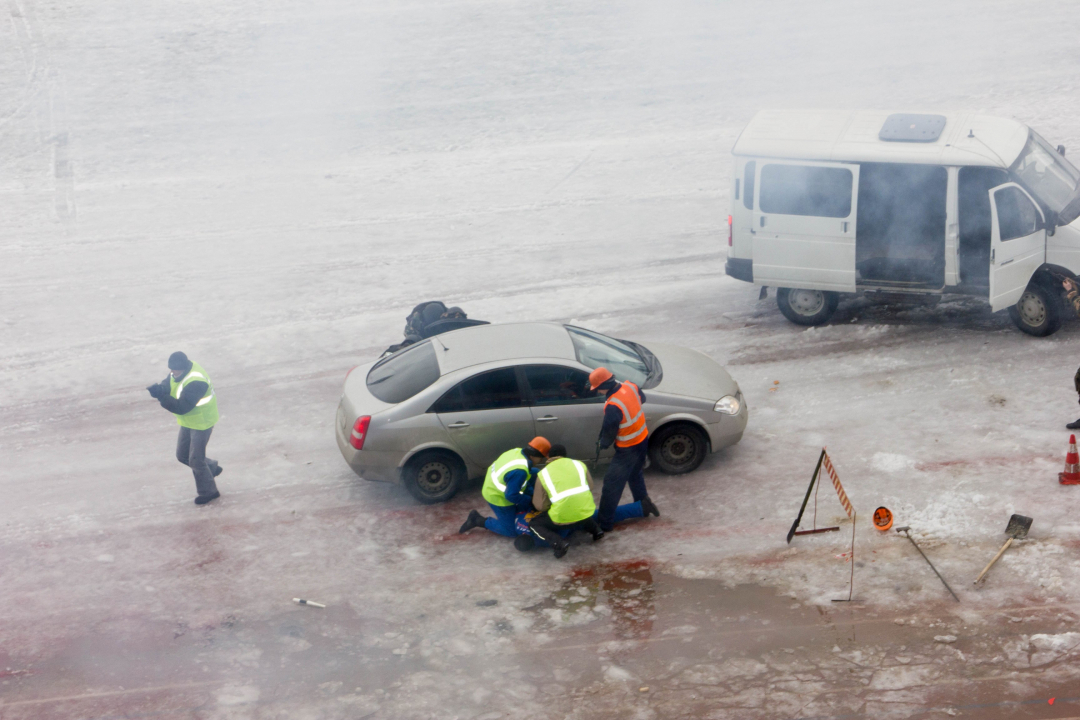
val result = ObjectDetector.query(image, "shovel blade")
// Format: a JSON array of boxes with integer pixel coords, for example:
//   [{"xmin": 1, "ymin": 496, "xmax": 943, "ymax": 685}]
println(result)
[{"xmin": 1005, "ymin": 514, "xmax": 1032, "ymax": 539}]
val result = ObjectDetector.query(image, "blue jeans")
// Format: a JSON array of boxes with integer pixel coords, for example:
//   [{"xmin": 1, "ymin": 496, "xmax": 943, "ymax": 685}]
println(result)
[
  {"xmin": 598, "ymin": 442, "xmax": 649, "ymax": 530},
  {"xmin": 613, "ymin": 502, "xmax": 644, "ymax": 523},
  {"xmin": 483, "ymin": 503, "xmax": 521, "ymax": 537}
]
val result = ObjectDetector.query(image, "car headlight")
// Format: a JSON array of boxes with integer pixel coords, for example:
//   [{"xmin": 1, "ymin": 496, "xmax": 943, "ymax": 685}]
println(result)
[{"xmin": 713, "ymin": 395, "xmax": 740, "ymax": 415}]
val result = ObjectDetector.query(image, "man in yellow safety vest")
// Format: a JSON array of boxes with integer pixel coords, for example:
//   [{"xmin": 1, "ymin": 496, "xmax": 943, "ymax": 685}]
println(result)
[
  {"xmin": 147, "ymin": 351, "xmax": 222, "ymax": 505},
  {"xmin": 459, "ymin": 437, "xmax": 550, "ymax": 536},
  {"xmin": 528, "ymin": 444, "xmax": 604, "ymax": 558}
]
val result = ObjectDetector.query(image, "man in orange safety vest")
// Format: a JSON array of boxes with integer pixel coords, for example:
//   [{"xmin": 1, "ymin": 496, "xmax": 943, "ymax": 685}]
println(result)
[{"xmin": 589, "ymin": 367, "xmax": 660, "ymax": 531}]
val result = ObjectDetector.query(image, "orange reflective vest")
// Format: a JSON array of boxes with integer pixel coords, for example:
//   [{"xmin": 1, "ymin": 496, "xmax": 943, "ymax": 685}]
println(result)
[{"xmin": 606, "ymin": 381, "xmax": 648, "ymax": 448}]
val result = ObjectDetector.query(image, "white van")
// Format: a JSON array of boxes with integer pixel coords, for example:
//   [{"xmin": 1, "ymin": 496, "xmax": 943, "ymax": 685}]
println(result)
[{"xmin": 725, "ymin": 110, "xmax": 1080, "ymax": 335}]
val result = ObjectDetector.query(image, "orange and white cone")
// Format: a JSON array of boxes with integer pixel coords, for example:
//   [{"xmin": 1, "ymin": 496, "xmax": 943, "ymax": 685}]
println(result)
[{"xmin": 1060, "ymin": 434, "xmax": 1080, "ymax": 485}]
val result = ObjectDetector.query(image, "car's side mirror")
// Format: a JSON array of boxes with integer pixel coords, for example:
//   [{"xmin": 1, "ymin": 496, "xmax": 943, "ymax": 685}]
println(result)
[{"xmin": 1058, "ymin": 145, "xmax": 1067, "ymax": 156}]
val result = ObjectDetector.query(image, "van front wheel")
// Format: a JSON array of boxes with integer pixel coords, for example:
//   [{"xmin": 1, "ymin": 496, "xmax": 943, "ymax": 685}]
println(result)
[
  {"xmin": 777, "ymin": 288, "xmax": 839, "ymax": 326},
  {"xmin": 1008, "ymin": 283, "xmax": 1062, "ymax": 337}
]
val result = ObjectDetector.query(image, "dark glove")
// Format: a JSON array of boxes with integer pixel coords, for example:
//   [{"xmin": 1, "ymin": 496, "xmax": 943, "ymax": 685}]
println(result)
[{"xmin": 147, "ymin": 384, "xmax": 164, "ymax": 399}]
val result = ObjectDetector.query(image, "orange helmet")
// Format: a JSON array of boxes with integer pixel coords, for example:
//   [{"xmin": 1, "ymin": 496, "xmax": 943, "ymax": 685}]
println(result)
[
  {"xmin": 588, "ymin": 367, "xmax": 614, "ymax": 390},
  {"xmin": 527, "ymin": 436, "xmax": 551, "ymax": 457}
]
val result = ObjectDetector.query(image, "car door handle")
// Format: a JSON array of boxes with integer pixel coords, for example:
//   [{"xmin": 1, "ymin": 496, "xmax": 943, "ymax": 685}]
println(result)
[
  {"xmin": 759, "ymin": 216, "xmax": 766, "ymax": 228},
  {"xmin": 842, "ymin": 221, "xmax": 848, "ymax": 232},
  {"xmin": 447, "ymin": 421, "xmax": 470, "ymax": 429},
  {"xmin": 536, "ymin": 415, "xmax": 559, "ymax": 423},
  {"xmin": 991, "ymin": 248, "xmax": 995, "ymax": 262}
]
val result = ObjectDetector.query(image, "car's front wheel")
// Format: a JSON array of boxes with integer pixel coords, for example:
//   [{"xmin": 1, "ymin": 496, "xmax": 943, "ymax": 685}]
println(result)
[
  {"xmin": 648, "ymin": 423, "xmax": 708, "ymax": 475},
  {"xmin": 401, "ymin": 450, "xmax": 466, "ymax": 504},
  {"xmin": 776, "ymin": 287, "xmax": 839, "ymax": 326},
  {"xmin": 1008, "ymin": 282, "xmax": 1062, "ymax": 337}
]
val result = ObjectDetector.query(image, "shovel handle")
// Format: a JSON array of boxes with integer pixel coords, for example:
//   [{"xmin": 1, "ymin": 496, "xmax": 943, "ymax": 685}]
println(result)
[{"xmin": 973, "ymin": 537, "xmax": 1013, "ymax": 584}]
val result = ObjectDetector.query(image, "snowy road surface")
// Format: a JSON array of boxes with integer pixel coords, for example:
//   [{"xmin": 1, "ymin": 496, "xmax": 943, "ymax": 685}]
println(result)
[{"xmin": 4, "ymin": 0, "xmax": 1080, "ymax": 717}]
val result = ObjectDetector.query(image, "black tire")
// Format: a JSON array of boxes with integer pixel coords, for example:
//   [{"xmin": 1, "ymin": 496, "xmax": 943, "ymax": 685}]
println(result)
[
  {"xmin": 401, "ymin": 450, "xmax": 466, "ymax": 504},
  {"xmin": 648, "ymin": 423, "xmax": 709, "ymax": 475},
  {"xmin": 776, "ymin": 287, "xmax": 839, "ymax": 326},
  {"xmin": 1008, "ymin": 282, "xmax": 1062, "ymax": 337}
]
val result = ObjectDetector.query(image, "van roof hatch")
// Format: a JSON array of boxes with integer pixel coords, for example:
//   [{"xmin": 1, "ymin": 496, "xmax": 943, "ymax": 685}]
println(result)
[{"xmin": 879, "ymin": 114, "xmax": 947, "ymax": 143}]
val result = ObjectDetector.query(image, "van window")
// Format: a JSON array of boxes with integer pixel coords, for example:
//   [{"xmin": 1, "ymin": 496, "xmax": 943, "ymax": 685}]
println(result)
[
  {"xmin": 759, "ymin": 164, "xmax": 852, "ymax": 218},
  {"xmin": 743, "ymin": 161, "xmax": 755, "ymax": 210},
  {"xmin": 995, "ymin": 187, "xmax": 1040, "ymax": 241},
  {"xmin": 366, "ymin": 341, "xmax": 440, "ymax": 404}
]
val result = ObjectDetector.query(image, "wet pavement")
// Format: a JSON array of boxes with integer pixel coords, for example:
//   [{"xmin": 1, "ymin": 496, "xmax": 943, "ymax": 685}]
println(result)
[{"xmin": 6, "ymin": 537, "xmax": 1080, "ymax": 720}]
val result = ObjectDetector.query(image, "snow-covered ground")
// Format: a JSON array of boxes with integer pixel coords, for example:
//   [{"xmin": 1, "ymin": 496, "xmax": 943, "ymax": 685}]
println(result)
[{"xmin": 4, "ymin": 0, "xmax": 1080, "ymax": 717}]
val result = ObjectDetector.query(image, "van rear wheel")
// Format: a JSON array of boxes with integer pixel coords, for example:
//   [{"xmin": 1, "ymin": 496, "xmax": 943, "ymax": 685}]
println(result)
[
  {"xmin": 1008, "ymin": 283, "xmax": 1062, "ymax": 337},
  {"xmin": 777, "ymin": 288, "xmax": 839, "ymax": 326}
]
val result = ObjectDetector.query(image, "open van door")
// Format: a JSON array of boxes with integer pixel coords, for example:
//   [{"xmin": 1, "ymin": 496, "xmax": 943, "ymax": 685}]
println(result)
[
  {"xmin": 752, "ymin": 161, "xmax": 859, "ymax": 292},
  {"xmin": 988, "ymin": 183, "xmax": 1046, "ymax": 311}
]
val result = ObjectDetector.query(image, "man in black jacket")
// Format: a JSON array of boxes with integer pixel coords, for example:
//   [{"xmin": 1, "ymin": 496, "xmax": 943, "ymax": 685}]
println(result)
[{"xmin": 147, "ymin": 351, "xmax": 223, "ymax": 504}]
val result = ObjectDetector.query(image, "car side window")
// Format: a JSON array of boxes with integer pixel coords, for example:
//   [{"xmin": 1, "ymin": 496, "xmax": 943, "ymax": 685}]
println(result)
[
  {"xmin": 522, "ymin": 365, "xmax": 602, "ymax": 406},
  {"xmin": 995, "ymin": 186, "xmax": 1040, "ymax": 241},
  {"xmin": 431, "ymin": 367, "xmax": 525, "ymax": 413}
]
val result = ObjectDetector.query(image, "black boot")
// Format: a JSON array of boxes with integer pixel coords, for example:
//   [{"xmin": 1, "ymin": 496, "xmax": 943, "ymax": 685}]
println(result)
[
  {"xmin": 1068, "ymin": 419, "xmax": 1080, "ymax": 430},
  {"xmin": 514, "ymin": 534, "xmax": 536, "ymax": 552},
  {"xmin": 194, "ymin": 492, "xmax": 220, "ymax": 505},
  {"xmin": 459, "ymin": 509, "xmax": 486, "ymax": 534},
  {"xmin": 592, "ymin": 529, "xmax": 605, "ymax": 542},
  {"xmin": 552, "ymin": 537, "xmax": 569, "ymax": 559},
  {"xmin": 641, "ymin": 496, "xmax": 660, "ymax": 518},
  {"xmin": 212, "ymin": 464, "xmax": 223, "ymax": 477}
]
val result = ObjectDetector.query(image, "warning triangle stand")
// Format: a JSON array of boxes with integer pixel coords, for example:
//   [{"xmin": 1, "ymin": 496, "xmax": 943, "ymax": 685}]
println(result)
[{"xmin": 785, "ymin": 447, "xmax": 858, "ymax": 603}]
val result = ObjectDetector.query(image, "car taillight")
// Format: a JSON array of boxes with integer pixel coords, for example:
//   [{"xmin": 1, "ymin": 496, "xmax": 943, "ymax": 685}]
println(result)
[
  {"xmin": 345, "ymin": 365, "xmax": 358, "ymax": 380},
  {"xmin": 350, "ymin": 416, "xmax": 371, "ymax": 450},
  {"xmin": 727, "ymin": 215, "xmax": 733, "ymax": 246}
]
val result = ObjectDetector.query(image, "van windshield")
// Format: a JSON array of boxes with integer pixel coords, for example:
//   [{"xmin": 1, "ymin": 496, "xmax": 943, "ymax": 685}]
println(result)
[{"xmin": 1010, "ymin": 130, "xmax": 1080, "ymax": 221}]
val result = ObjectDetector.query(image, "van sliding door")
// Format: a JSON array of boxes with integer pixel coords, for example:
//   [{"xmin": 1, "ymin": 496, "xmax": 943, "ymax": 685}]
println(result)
[{"xmin": 752, "ymin": 162, "xmax": 859, "ymax": 292}]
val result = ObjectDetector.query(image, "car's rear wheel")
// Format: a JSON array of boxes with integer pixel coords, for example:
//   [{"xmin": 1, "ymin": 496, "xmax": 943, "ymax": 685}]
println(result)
[
  {"xmin": 402, "ymin": 450, "xmax": 466, "ymax": 504},
  {"xmin": 648, "ymin": 423, "xmax": 708, "ymax": 475},
  {"xmin": 1008, "ymin": 282, "xmax": 1062, "ymax": 337},
  {"xmin": 777, "ymin": 287, "xmax": 839, "ymax": 326}
]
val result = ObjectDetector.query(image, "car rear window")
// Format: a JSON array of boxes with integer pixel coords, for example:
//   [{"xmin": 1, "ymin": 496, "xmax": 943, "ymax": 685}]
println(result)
[{"xmin": 366, "ymin": 341, "xmax": 440, "ymax": 403}]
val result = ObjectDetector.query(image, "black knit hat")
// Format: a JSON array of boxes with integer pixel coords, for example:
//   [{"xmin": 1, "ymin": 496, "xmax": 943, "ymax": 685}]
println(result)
[{"xmin": 168, "ymin": 351, "xmax": 191, "ymax": 371}]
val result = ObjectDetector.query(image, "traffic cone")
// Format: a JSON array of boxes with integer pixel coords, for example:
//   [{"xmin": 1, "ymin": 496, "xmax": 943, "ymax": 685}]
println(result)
[{"xmin": 1060, "ymin": 435, "xmax": 1080, "ymax": 485}]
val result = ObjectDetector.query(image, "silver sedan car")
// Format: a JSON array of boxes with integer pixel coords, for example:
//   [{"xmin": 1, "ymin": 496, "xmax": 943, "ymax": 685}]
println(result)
[{"xmin": 335, "ymin": 323, "xmax": 748, "ymax": 503}]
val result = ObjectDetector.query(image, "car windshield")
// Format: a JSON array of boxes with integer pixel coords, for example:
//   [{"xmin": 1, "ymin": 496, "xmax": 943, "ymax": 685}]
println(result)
[
  {"xmin": 366, "ymin": 341, "xmax": 440, "ymax": 403},
  {"xmin": 565, "ymin": 326, "xmax": 649, "ymax": 386},
  {"xmin": 1010, "ymin": 130, "xmax": 1080, "ymax": 217}
]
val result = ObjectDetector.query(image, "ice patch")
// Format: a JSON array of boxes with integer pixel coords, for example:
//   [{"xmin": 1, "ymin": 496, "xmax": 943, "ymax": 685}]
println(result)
[
  {"xmin": 216, "ymin": 684, "xmax": 260, "ymax": 706},
  {"xmin": 96, "ymin": 554, "xmax": 114, "ymax": 562},
  {"xmin": 401, "ymin": 546, "xmax": 421, "ymax": 560},
  {"xmin": 602, "ymin": 664, "xmax": 634, "ymax": 683},
  {"xmin": 872, "ymin": 453, "xmax": 915, "ymax": 473}
]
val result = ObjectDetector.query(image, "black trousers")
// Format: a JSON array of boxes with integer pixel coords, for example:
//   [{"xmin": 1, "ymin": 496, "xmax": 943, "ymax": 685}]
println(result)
[
  {"xmin": 529, "ymin": 510, "xmax": 602, "ymax": 546},
  {"xmin": 176, "ymin": 426, "xmax": 220, "ymax": 497},
  {"xmin": 598, "ymin": 442, "xmax": 648, "ymax": 531}
]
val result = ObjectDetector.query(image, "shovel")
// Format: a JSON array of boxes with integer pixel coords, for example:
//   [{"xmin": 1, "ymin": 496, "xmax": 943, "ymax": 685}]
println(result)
[{"xmin": 973, "ymin": 514, "xmax": 1032, "ymax": 584}]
